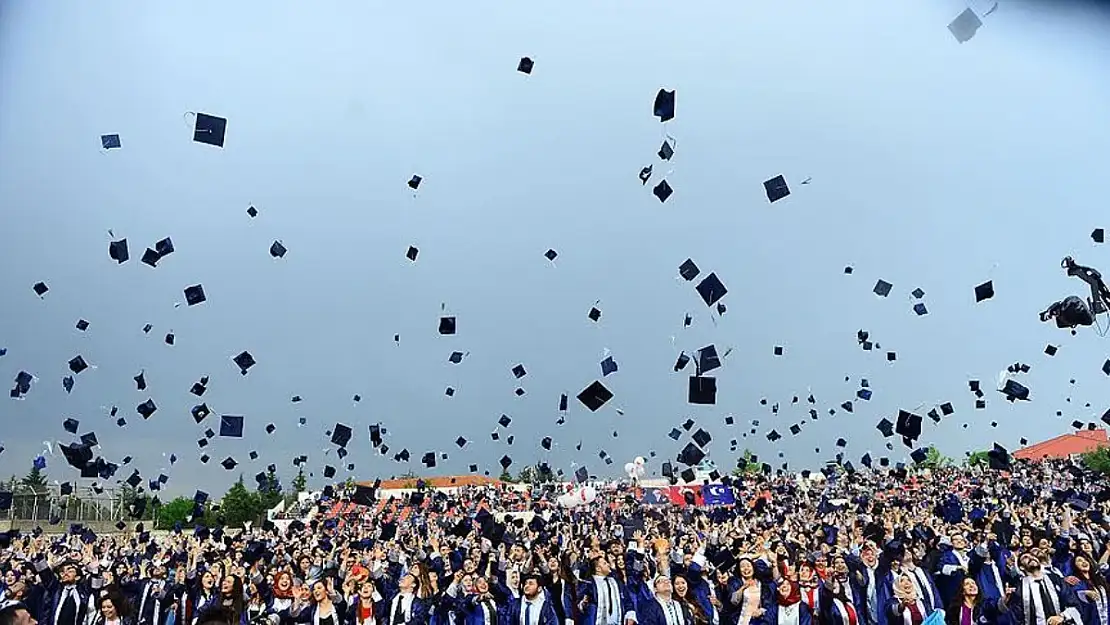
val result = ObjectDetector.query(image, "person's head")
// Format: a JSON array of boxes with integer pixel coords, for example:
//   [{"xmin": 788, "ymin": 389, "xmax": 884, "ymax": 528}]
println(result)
[
  {"xmin": 1074, "ymin": 554, "xmax": 1093, "ymax": 576},
  {"xmin": 522, "ymin": 575, "xmax": 541, "ymax": 599},
  {"xmin": 951, "ymin": 535, "xmax": 967, "ymax": 551},
  {"xmin": 959, "ymin": 578, "xmax": 980, "ymax": 603},
  {"xmin": 777, "ymin": 578, "xmax": 795, "ymax": 598},
  {"xmin": 590, "ymin": 556, "xmax": 611, "ymax": 578},
  {"xmin": 673, "ymin": 576, "xmax": 689, "ymax": 597},
  {"xmin": 398, "ymin": 573, "xmax": 418, "ymax": 594},
  {"xmin": 311, "ymin": 581, "xmax": 329, "ymax": 604},
  {"xmin": 1018, "ymin": 552, "xmax": 1042, "ymax": 577},
  {"xmin": 464, "ymin": 559, "xmax": 477, "ymax": 574},
  {"xmin": 509, "ymin": 545, "xmax": 525, "ymax": 562},
  {"xmin": 200, "ymin": 570, "xmax": 215, "ymax": 591},
  {"xmin": 654, "ymin": 576, "xmax": 673, "ymax": 599},
  {"xmin": 59, "ymin": 564, "xmax": 79, "ymax": 585},
  {"xmin": 798, "ymin": 561, "xmax": 815, "ymax": 582},
  {"xmin": 3, "ymin": 570, "xmax": 19, "ymax": 586},
  {"xmin": 0, "ymin": 604, "xmax": 37, "ymax": 625},
  {"xmin": 474, "ymin": 576, "xmax": 489, "ymax": 594},
  {"xmin": 151, "ymin": 565, "xmax": 167, "ymax": 581},
  {"xmin": 547, "ymin": 557, "xmax": 560, "ymax": 574},
  {"xmin": 220, "ymin": 575, "xmax": 238, "ymax": 595},
  {"xmin": 100, "ymin": 597, "xmax": 119, "ymax": 621},
  {"xmin": 275, "ymin": 571, "xmax": 293, "ymax": 592},
  {"xmin": 832, "ymin": 554, "xmax": 849, "ymax": 578},
  {"xmin": 900, "ymin": 551, "xmax": 916, "ymax": 570},
  {"xmin": 738, "ymin": 558, "xmax": 754, "ymax": 580},
  {"xmin": 894, "ymin": 575, "xmax": 917, "ymax": 602},
  {"xmin": 860, "ymin": 544, "xmax": 877, "ymax": 567},
  {"xmin": 358, "ymin": 581, "xmax": 375, "ymax": 599}
]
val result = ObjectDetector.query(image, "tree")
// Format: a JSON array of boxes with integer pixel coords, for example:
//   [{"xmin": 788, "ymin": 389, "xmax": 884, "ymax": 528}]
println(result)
[
  {"xmin": 920, "ymin": 446, "xmax": 954, "ymax": 470},
  {"xmin": 1083, "ymin": 447, "xmax": 1110, "ymax": 474},
  {"xmin": 291, "ymin": 467, "xmax": 307, "ymax": 494},
  {"xmin": 257, "ymin": 467, "xmax": 283, "ymax": 511},
  {"xmin": 966, "ymin": 450, "xmax": 991, "ymax": 467},
  {"xmin": 221, "ymin": 476, "xmax": 263, "ymax": 527},
  {"xmin": 498, "ymin": 469, "xmax": 516, "ymax": 483},
  {"xmin": 20, "ymin": 465, "xmax": 48, "ymax": 495},
  {"xmin": 156, "ymin": 496, "xmax": 198, "ymax": 529},
  {"xmin": 516, "ymin": 466, "xmax": 536, "ymax": 484},
  {"xmin": 731, "ymin": 450, "xmax": 761, "ymax": 476}
]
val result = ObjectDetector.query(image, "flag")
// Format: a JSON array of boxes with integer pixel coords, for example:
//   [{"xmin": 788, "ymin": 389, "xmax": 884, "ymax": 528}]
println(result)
[
  {"xmin": 702, "ymin": 483, "xmax": 735, "ymax": 506},
  {"xmin": 641, "ymin": 488, "xmax": 668, "ymax": 505},
  {"xmin": 668, "ymin": 486, "xmax": 704, "ymax": 506}
]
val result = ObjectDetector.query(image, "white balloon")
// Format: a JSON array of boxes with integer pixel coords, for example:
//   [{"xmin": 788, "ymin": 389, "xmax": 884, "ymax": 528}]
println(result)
[
  {"xmin": 624, "ymin": 462, "xmax": 636, "ymax": 474},
  {"xmin": 634, "ymin": 456, "xmax": 645, "ymax": 466}
]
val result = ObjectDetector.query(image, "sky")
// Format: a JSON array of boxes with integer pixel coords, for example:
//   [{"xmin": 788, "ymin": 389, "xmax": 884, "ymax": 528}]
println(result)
[{"xmin": 3, "ymin": 1, "xmax": 1110, "ymax": 498}]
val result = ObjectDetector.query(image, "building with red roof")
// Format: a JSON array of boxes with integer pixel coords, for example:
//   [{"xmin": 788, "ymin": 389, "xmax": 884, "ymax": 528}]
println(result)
[{"xmin": 1013, "ymin": 428, "xmax": 1108, "ymax": 461}]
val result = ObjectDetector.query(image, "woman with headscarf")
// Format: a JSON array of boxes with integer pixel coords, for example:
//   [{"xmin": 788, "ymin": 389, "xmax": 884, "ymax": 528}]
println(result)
[
  {"xmin": 887, "ymin": 574, "xmax": 930, "ymax": 625},
  {"xmin": 797, "ymin": 561, "xmax": 823, "ymax": 615},
  {"xmin": 773, "ymin": 574, "xmax": 811, "ymax": 625}
]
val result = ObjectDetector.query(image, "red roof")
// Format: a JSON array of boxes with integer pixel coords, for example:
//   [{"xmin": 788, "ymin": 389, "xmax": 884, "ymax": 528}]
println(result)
[
  {"xmin": 358, "ymin": 475, "xmax": 503, "ymax": 490},
  {"xmin": 1013, "ymin": 429, "xmax": 1108, "ymax": 461}
]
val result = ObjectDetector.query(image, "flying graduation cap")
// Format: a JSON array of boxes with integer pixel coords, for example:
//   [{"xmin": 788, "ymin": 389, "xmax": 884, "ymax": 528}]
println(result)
[
  {"xmin": 517, "ymin": 57, "xmax": 534, "ymax": 74},
  {"xmin": 101, "ymin": 134, "xmax": 121, "ymax": 150},
  {"xmin": 764, "ymin": 175, "xmax": 790, "ymax": 203},
  {"xmin": 192, "ymin": 112, "xmax": 228, "ymax": 147},
  {"xmin": 653, "ymin": 89, "xmax": 676, "ymax": 122},
  {"xmin": 948, "ymin": 8, "xmax": 982, "ymax": 43},
  {"xmin": 108, "ymin": 239, "xmax": 129, "ymax": 264}
]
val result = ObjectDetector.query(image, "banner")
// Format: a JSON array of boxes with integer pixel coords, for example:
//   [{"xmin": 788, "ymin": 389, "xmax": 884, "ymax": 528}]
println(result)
[{"xmin": 701, "ymin": 484, "xmax": 735, "ymax": 506}]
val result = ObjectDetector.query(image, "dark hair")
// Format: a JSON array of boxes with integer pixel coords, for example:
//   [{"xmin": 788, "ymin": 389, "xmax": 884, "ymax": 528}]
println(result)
[
  {"xmin": 196, "ymin": 607, "xmax": 236, "ymax": 625},
  {"xmin": 101, "ymin": 591, "xmax": 133, "ymax": 619},
  {"xmin": 0, "ymin": 604, "xmax": 31, "ymax": 625}
]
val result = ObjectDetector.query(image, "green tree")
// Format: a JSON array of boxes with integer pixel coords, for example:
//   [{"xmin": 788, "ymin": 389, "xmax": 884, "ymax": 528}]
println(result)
[
  {"xmin": 966, "ymin": 450, "xmax": 991, "ymax": 467},
  {"xmin": 920, "ymin": 446, "xmax": 954, "ymax": 469},
  {"xmin": 498, "ymin": 469, "xmax": 516, "ymax": 482},
  {"xmin": 291, "ymin": 467, "xmax": 307, "ymax": 494},
  {"xmin": 221, "ymin": 476, "xmax": 262, "ymax": 527},
  {"xmin": 156, "ymin": 496, "xmax": 198, "ymax": 529},
  {"xmin": 516, "ymin": 466, "xmax": 536, "ymax": 484},
  {"xmin": 732, "ymin": 450, "xmax": 761, "ymax": 476},
  {"xmin": 20, "ymin": 465, "xmax": 48, "ymax": 495},
  {"xmin": 257, "ymin": 467, "xmax": 283, "ymax": 510},
  {"xmin": 1083, "ymin": 447, "xmax": 1110, "ymax": 474}
]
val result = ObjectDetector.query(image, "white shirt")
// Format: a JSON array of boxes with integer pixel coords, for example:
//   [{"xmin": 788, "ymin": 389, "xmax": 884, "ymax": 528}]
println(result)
[
  {"xmin": 392, "ymin": 593, "xmax": 415, "ymax": 624},
  {"xmin": 656, "ymin": 596, "xmax": 682, "ymax": 625},
  {"xmin": 520, "ymin": 596, "xmax": 545, "ymax": 625},
  {"xmin": 594, "ymin": 576, "xmax": 619, "ymax": 625},
  {"xmin": 778, "ymin": 603, "xmax": 800, "ymax": 625}
]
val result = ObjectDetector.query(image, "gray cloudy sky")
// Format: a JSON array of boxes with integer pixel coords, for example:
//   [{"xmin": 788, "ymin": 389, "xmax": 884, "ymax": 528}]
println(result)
[{"xmin": 3, "ymin": 1, "xmax": 1110, "ymax": 497}]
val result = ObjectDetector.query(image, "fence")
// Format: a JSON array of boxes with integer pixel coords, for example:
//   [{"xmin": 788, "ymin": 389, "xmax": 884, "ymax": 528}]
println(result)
[{"xmin": 2, "ymin": 485, "xmax": 124, "ymax": 525}]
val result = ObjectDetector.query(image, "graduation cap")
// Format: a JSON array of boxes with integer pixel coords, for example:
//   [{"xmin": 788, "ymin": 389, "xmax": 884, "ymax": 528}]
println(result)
[
  {"xmin": 763, "ymin": 175, "xmax": 790, "ymax": 203},
  {"xmin": 219, "ymin": 415, "xmax": 244, "ymax": 438},
  {"xmin": 679, "ymin": 259, "xmax": 700, "ymax": 281},
  {"xmin": 192, "ymin": 112, "xmax": 228, "ymax": 147},
  {"xmin": 133, "ymin": 371, "xmax": 147, "ymax": 391},
  {"xmin": 233, "ymin": 351, "xmax": 256, "ymax": 375},
  {"xmin": 408, "ymin": 175, "xmax": 422, "ymax": 190},
  {"xmin": 653, "ymin": 180, "xmax": 673, "ymax": 203},
  {"xmin": 577, "ymin": 380, "xmax": 613, "ymax": 411},
  {"xmin": 191, "ymin": 403, "xmax": 211, "ymax": 422},
  {"xmin": 68, "ymin": 355, "xmax": 89, "ymax": 375},
  {"xmin": 874, "ymin": 280, "xmax": 893, "ymax": 297},
  {"xmin": 137, "ymin": 399, "xmax": 157, "ymax": 419},
  {"xmin": 108, "ymin": 238, "xmax": 129, "ymax": 264},
  {"xmin": 247, "ymin": 205, "xmax": 258, "ymax": 218},
  {"xmin": 542, "ymin": 249, "xmax": 558, "ymax": 262},
  {"xmin": 692, "ymin": 428, "xmax": 711, "ymax": 447},
  {"xmin": 588, "ymin": 306, "xmax": 602, "ymax": 322},
  {"xmin": 895, "ymin": 410, "xmax": 922, "ymax": 441},
  {"xmin": 1000, "ymin": 379, "xmax": 1030, "ymax": 402},
  {"xmin": 221, "ymin": 457, "xmax": 237, "ymax": 470},
  {"xmin": 270, "ymin": 241, "xmax": 287, "ymax": 258},
  {"xmin": 697, "ymin": 345, "xmax": 721, "ymax": 374},
  {"xmin": 766, "ymin": 430, "xmax": 782, "ymax": 442},
  {"xmin": 164, "ymin": 332, "xmax": 175, "ymax": 345},
  {"xmin": 183, "ymin": 284, "xmax": 206, "ymax": 306},
  {"xmin": 674, "ymin": 352, "xmax": 690, "ymax": 372},
  {"xmin": 32, "ymin": 281, "xmax": 49, "ymax": 297},
  {"xmin": 911, "ymin": 287, "xmax": 925, "ymax": 299},
  {"xmin": 910, "ymin": 448, "xmax": 928, "ymax": 464},
  {"xmin": 1045, "ymin": 344, "xmax": 1058, "ymax": 356},
  {"xmin": 639, "ymin": 165, "xmax": 653, "ymax": 185},
  {"xmin": 658, "ymin": 140, "xmax": 675, "ymax": 161},
  {"xmin": 100, "ymin": 133, "xmax": 121, "ymax": 149},
  {"xmin": 974, "ymin": 281, "xmax": 994, "ymax": 303},
  {"xmin": 498, "ymin": 414, "xmax": 512, "ymax": 428},
  {"xmin": 63, "ymin": 418, "xmax": 80, "ymax": 434},
  {"xmin": 940, "ymin": 402, "xmax": 954, "ymax": 416},
  {"xmin": 601, "ymin": 356, "xmax": 618, "ymax": 376},
  {"xmin": 913, "ymin": 303, "xmax": 928, "ymax": 316},
  {"xmin": 574, "ymin": 466, "xmax": 589, "ymax": 483},
  {"xmin": 695, "ymin": 273, "xmax": 727, "ymax": 307},
  {"xmin": 653, "ymin": 88, "xmax": 675, "ymax": 122},
  {"xmin": 987, "ymin": 443, "xmax": 1011, "ymax": 471},
  {"xmin": 512, "ymin": 364, "xmax": 527, "ymax": 379},
  {"xmin": 948, "ymin": 8, "xmax": 982, "ymax": 43},
  {"xmin": 190, "ymin": 381, "xmax": 206, "ymax": 396},
  {"xmin": 323, "ymin": 465, "xmax": 336, "ymax": 479},
  {"xmin": 439, "ymin": 316, "xmax": 456, "ymax": 335},
  {"xmin": 499, "ymin": 455, "xmax": 512, "ymax": 470},
  {"xmin": 331, "ymin": 423, "xmax": 352, "ymax": 447},
  {"xmin": 517, "ymin": 56, "xmax": 534, "ymax": 74},
  {"xmin": 688, "ymin": 376, "xmax": 716, "ymax": 405},
  {"xmin": 80, "ymin": 432, "xmax": 98, "ymax": 447},
  {"xmin": 876, "ymin": 418, "xmax": 895, "ymax": 438}
]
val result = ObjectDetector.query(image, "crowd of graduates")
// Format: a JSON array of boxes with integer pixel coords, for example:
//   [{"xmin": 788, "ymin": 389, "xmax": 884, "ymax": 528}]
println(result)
[{"xmin": 2, "ymin": 457, "xmax": 1110, "ymax": 625}]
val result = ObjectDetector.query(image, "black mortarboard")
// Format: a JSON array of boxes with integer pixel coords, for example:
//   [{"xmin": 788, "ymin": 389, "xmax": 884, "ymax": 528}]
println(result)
[
  {"xmin": 204, "ymin": 427, "xmax": 215, "ymax": 438},
  {"xmin": 895, "ymin": 410, "xmax": 922, "ymax": 440},
  {"xmin": 911, "ymin": 287, "xmax": 925, "ymax": 299},
  {"xmin": 658, "ymin": 140, "xmax": 674, "ymax": 161},
  {"xmin": 75, "ymin": 318, "xmax": 89, "ymax": 331},
  {"xmin": 653, "ymin": 180, "xmax": 673, "ymax": 203},
  {"xmin": 1045, "ymin": 344, "xmax": 1058, "ymax": 356},
  {"xmin": 789, "ymin": 424, "xmax": 801, "ymax": 436},
  {"xmin": 887, "ymin": 351, "xmax": 897, "ymax": 362},
  {"xmin": 498, "ymin": 414, "xmax": 512, "ymax": 427},
  {"xmin": 1094, "ymin": 228, "xmax": 1105, "ymax": 244},
  {"xmin": 134, "ymin": 371, "xmax": 146, "ymax": 391},
  {"xmin": 109, "ymin": 239, "xmax": 129, "ymax": 264},
  {"xmin": 270, "ymin": 241, "xmax": 287, "ymax": 258},
  {"xmin": 448, "ymin": 351, "xmax": 464, "ymax": 364},
  {"xmin": 184, "ymin": 284, "xmax": 206, "ymax": 306},
  {"xmin": 988, "ymin": 443, "xmax": 1011, "ymax": 470},
  {"xmin": 221, "ymin": 457, "xmax": 237, "ymax": 470},
  {"xmin": 974, "ymin": 280, "xmax": 994, "ymax": 302},
  {"xmin": 876, "ymin": 418, "xmax": 895, "ymax": 437},
  {"xmin": 422, "ymin": 451, "xmax": 436, "ymax": 467},
  {"xmin": 408, "ymin": 175, "xmax": 422, "ymax": 190},
  {"xmin": 544, "ymin": 249, "xmax": 558, "ymax": 261},
  {"xmin": 1000, "ymin": 379, "xmax": 1030, "ymax": 402},
  {"xmin": 575, "ymin": 466, "xmax": 589, "ymax": 483},
  {"xmin": 517, "ymin": 57, "xmax": 534, "ymax": 74},
  {"xmin": 639, "ymin": 165, "xmax": 653, "ymax": 184},
  {"xmin": 439, "ymin": 316, "xmax": 456, "ymax": 335},
  {"xmin": 101, "ymin": 133, "xmax": 121, "ymax": 149},
  {"xmin": 68, "ymin": 355, "xmax": 88, "ymax": 374},
  {"xmin": 233, "ymin": 351, "xmax": 256, "ymax": 375},
  {"xmin": 190, "ymin": 381, "xmax": 206, "ymax": 396},
  {"xmin": 873, "ymin": 280, "xmax": 893, "ymax": 297},
  {"xmin": 682, "ymin": 418, "xmax": 694, "ymax": 430},
  {"xmin": 940, "ymin": 402, "xmax": 954, "ymax": 415},
  {"xmin": 500, "ymin": 455, "xmax": 512, "ymax": 469},
  {"xmin": 219, "ymin": 415, "xmax": 244, "ymax": 438},
  {"xmin": 141, "ymin": 248, "xmax": 161, "ymax": 267},
  {"xmin": 695, "ymin": 273, "xmax": 727, "ymax": 307},
  {"xmin": 679, "ymin": 259, "xmax": 700, "ymax": 281},
  {"xmin": 688, "ymin": 376, "xmax": 716, "ymax": 405},
  {"xmin": 586, "ymin": 306, "xmax": 602, "ymax": 323},
  {"xmin": 913, "ymin": 303, "xmax": 928, "ymax": 316},
  {"xmin": 332, "ymin": 423, "xmax": 352, "ymax": 447},
  {"xmin": 164, "ymin": 332, "xmax": 175, "ymax": 345},
  {"xmin": 63, "ymin": 418, "xmax": 79, "ymax": 434},
  {"xmin": 653, "ymin": 89, "xmax": 675, "ymax": 122},
  {"xmin": 766, "ymin": 430, "xmax": 782, "ymax": 442},
  {"xmin": 193, "ymin": 112, "xmax": 227, "ymax": 147},
  {"xmin": 674, "ymin": 352, "xmax": 690, "ymax": 372},
  {"xmin": 512, "ymin": 364, "xmax": 527, "ymax": 379},
  {"xmin": 137, "ymin": 399, "xmax": 157, "ymax": 419},
  {"xmin": 763, "ymin": 175, "xmax": 790, "ymax": 203},
  {"xmin": 33, "ymin": 281, "xmax": 48, "ymax": 296},
  {"xmin": 578, "ymin": 380, "xmax": 613, "ymax": 411},
  {"xmin": 265, "ymin": 423, "xmax": 275, "ymax": 434},
  {"xmin": 157, "ymin": 237, "xmax": 175, "ymax": 257},
  {"xmin": 323, "ymin": 465, "xmax": 336, "ymax": 479},
  {"xmin": 697, "ymin": 345, "xmax": 721, "ymax": 374},
  {"xmin": 80, "ymin": 432, "xmax": 97, "ymax": 447},
  {"xmin": 247, "ymin": 205, "xmax": 258, "ymax": 218},
  {"xmin": 692, "ymin": 428, "xmax": 711, "ymax": 447},
  {"xmin": 680, "ymin": 468, "xmax": 696, "ymax": 483},
  {"xmin": 191, "ymin": 403, "xmax": 210, "ymax": 422}
]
